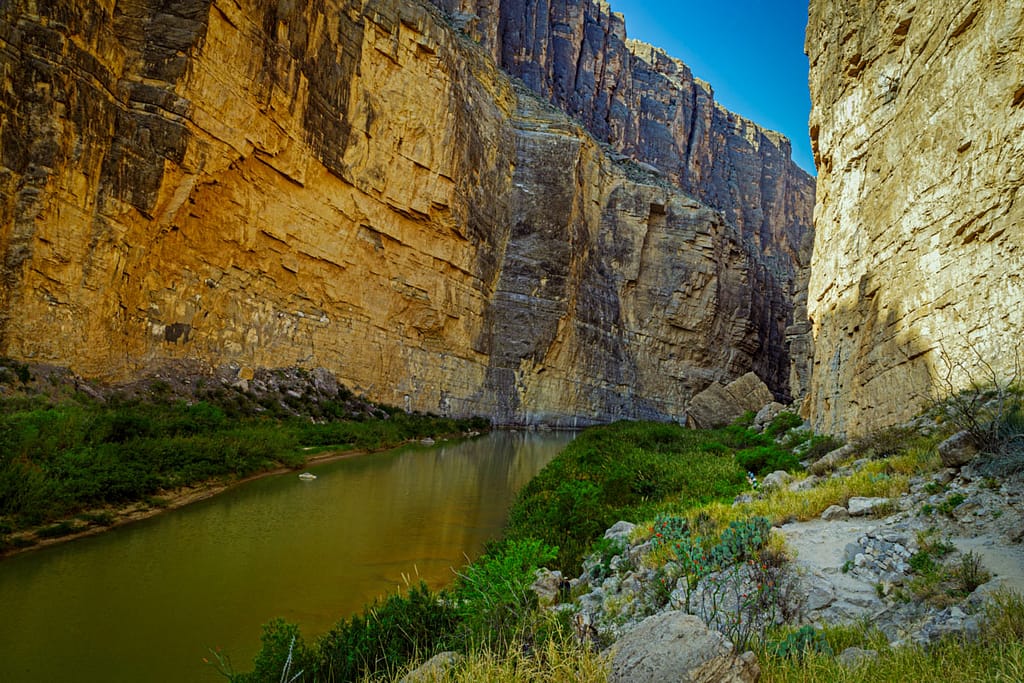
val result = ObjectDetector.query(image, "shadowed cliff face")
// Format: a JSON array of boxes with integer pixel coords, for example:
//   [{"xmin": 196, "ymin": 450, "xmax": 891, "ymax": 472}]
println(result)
[
  {"xmin": 428, "ymin": 0, "xmax": 815, "ymax": 396},
  {"xmin": 0, "ymin": 0, "xmax": 812, "ymax": 424},
  {"xmin": 806, "ymin": 0, "xmax": 1024, "ymax": 436}
]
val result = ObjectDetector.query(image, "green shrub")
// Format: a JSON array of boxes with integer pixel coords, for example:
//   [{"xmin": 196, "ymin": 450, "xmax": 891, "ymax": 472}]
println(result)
[
  {"xmin": 313, "ymin": 582, "xmax": 455, "ymax": 682},
  {"xmin": 735, "ymin": 445, "xmax": 800, "ymax": 475},
  {"xmin": 232, "ymin": 619, "xmax": 313, "ymax": 683},
  {"xmin": 35, "ymin": 520, "xmax": 79, "ymax": 538},
  {"xmin": 505, "ymin": 422, "xmax": 746, "ymax": 573},
  {"xmin": 803, "ymin": 435, "xmax": 844, "ymax": 461},
  {"xmin": 732, "ymin": 410, "xmax": 757, "ymax": 428},
  {"xmin": 766, "ymin": 625, "xmax": 833, "ymax": 661},
  {"xmin": 765, "ymin": 412, "xmax": 803, "ymax": 437},
  {"xmin": 452, "ymin": 538, "xmax": 557, "ymax": 648}
]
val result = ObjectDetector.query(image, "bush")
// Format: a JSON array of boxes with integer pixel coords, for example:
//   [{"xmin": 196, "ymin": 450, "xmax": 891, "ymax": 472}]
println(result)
[
  {"xmin": 765, "ymin": 412, "xmax": 803, "ymax": 438},
  {"xmin": 735, "ymin": 445, "xmax": 800, "ymax": 475},
  {"xmin": 452, "ymin": 538, "xmax": 557, "ymax": 648},
  {"xmin": 314, "ymin": 582, "xmax": 456, "ymax": 682},
  {"xmin": 803, "ymin": 435, "xmax": 844, "ymax": 461},
  {"xmin": 0, "ymin": 394, "xmax": 479, "ymax": 532},
  {"xmin": 505, "ymin": 422, "xmax": 746, "ymax": 573},
  {"xmin": 231, "ymin": 619, "xmax": 312, "ymax": 683}
]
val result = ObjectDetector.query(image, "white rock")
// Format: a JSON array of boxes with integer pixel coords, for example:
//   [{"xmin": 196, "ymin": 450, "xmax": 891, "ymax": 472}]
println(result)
[{"xmin": 848, "ymin": 496, "xmax": 890, "ymax": 517}]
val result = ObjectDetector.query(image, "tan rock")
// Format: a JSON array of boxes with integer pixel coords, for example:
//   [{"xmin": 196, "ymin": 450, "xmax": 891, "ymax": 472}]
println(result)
[
  {"xmin": 688, "ymin": 372, "xmax": 775, "ymax": 429},
  {"xmin": 806, "ymin": 0, "xmax": 1024, "ymax": 436},
  {"xmin": 0, "ymin": 0, "xmax": 810, "ymax": 425}
]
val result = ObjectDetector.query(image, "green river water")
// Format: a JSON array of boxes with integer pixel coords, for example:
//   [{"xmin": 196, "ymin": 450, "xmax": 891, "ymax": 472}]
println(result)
[{"xmin": 0, "ymin": 430, "xmax": 574, "ymax": 682}]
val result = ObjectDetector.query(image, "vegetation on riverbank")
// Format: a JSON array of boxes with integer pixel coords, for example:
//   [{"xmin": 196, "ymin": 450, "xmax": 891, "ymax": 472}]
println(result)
[
  {"xmin": 233, "ymin": 391, "xmax": 1024, "ymax": 683},
  {"xmin": 0, "ymin": 378, "xmax": 488, "ymax": 553}
]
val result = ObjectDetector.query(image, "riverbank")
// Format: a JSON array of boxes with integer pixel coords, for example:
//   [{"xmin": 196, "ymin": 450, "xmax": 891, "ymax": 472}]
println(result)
[
  {"xmin": 0, "ymin": 437, "xmax": 474, "ymax": 559},
  {"xmin": 0, "ymin": 431, "xmax": 573, "ymax": 683},
  {"xmin": 229, "ymin": 395, "xmax": 1024, "ymax": 682},
  {"xmin": 0, "ymin": 360, "xmax": 490, "ymax": 558}
]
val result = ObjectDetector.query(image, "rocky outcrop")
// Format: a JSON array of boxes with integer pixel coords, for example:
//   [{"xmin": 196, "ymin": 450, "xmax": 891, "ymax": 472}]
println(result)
[
  {"xmin": 686, "ymin": 372, "xmax": 775, "ymax": 429},
  {"xmin": 0, "ymin": 0, "xmax": 811, "ymax": 424},
  {"xmin": 805, "ymin": 0, "xmax": 1024, "ymax": 435},
  {"xmin": 432, "ymin": 0, "xmax": 816, "ymax": 395},
  {"xmin": 608, "ymin": 612, "xmax": 760, "ymax": 683}
]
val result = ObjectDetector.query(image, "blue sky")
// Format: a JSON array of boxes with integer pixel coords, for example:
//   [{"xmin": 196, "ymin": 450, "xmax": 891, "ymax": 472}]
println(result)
[{"xmin": 609, "ymin": 1, "xmax": 816, "ymax": 174}]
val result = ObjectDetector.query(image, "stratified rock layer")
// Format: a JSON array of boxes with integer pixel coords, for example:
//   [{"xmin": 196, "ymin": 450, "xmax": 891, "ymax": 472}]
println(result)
[
  {"xmin": 806, "ymin": 0, "xmax": 1024, "ymax": 436},
  {"xmin": 432, "ymin": 0, "xmax": 816, "ymax": 393},
  {"xmin": 0, "ymin": 0, "xmax": 811, "ymax": 424}
]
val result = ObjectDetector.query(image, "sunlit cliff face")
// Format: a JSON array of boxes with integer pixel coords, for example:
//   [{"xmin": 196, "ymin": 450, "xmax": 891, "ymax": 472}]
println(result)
[
  {"xmin": 805, "ymin": 0, "xmax": 1024, "ymax": 436},
  {"xmin": 0, "ymin": 0, "xmax": 812, "ymax": 424}
]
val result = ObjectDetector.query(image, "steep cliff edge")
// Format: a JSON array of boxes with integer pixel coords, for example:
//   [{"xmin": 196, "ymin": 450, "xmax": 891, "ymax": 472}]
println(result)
[
  {"xmin": 806, "ymin": 0, "xmax": 1024, "ymax": 436},
  {"xmin": 0, "ymin": 0, "xmax": 810, "ymax": 424}
]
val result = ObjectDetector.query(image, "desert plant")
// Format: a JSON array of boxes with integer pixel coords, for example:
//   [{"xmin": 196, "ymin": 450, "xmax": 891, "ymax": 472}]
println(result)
[
  {"xmin": 767, "ymin": 624, "xmax": 832, "ymax": 661},
  {"xmin": 952, "ymin": 551, "xmax": 991, "ymax": 595},
  {"xmin": 933, "ymin": 342, "xmax": 1024, "ymax": 472}
]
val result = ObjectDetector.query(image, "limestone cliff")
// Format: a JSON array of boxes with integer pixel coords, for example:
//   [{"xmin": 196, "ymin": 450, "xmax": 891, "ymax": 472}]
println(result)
[
  {"xmin": 0, "ymin": 0, "xmax": 811, "ymax": 424},
  {"xmin": 806, "ymin": 0, "xmax": 1024, "ymax": 435},
  {"xmin": 431, "ymin": 0, "xmax": 816, "ymax": 393}
]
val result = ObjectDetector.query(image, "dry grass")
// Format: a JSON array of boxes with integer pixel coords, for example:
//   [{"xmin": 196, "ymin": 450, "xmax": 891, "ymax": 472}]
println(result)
[
  {"xmin": 759, "ymin": 589, "xmax": 1024, "ymax": 683},
  {"xmin": 390, "ymin": 636, "xmax": 610, "ymax": 683},
  {"xmin": 688, "ymin": 468, "xmax": 910, "ymax": 532}
]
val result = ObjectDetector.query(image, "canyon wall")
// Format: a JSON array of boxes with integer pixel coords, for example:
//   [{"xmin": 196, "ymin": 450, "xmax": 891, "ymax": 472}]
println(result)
[
  {"xmin": 806, "ymin": 0, "xmax": 1024, "ymax": 435},
  {"xmin": 432, "ymin": 0, "xmax": 816, "ymax": 395},
  {"xmin": 0, "ymin": 0, "xmax": 810, "ymax": 424}
]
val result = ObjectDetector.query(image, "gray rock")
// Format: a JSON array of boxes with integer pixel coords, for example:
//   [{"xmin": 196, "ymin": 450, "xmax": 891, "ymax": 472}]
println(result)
[
  {"xmin": 803, "ymin": 571, "xmax": 837, "ymax": 611},
  {"xmin": 754, "ymin": 402, "xmax": 788, "ymax": 430},
  {"xmin": 789, "ymin": 475, "xmax": 822, "ymax": 491},
  {"xmin": 821, "ymin": 504, "xmax": 850, "ymax": 521},
  {"xmin": 762, "ymin": 470, "xmax": 794, "ymax": 490},
  {"xmin": 809, "ymin": 444, "xmax": 856, "ymax": 475},
  {"xmin": 848, "ymin": 497, "xmax": 891, "ymax": 517},
  {"xmin": 939, "ymin": 430, "xmax": 979, "ymax": 468},
  {"xmin": 837, "ymin": 647, "xmax": 878, "ymax": 668},
  {"xmin": 605, "ymin": 521, "xmax": 637, "ymax": 541},
  {"xmin": 531, "ymin": 568, "xmax": 564, "ymax": 605},
  {"xmin": 398, "ymin": 652, "xmax": 463, "ymax": 683},
  {"xmin": 608, "ymin": 612, "xmax": 760, "ymax": 683}
]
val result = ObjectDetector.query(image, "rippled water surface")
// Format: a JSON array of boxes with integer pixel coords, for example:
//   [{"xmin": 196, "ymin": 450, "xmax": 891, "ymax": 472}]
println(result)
[{"xmin": 0, "ymin": 431, "xmax": 574, "ymax": 682}]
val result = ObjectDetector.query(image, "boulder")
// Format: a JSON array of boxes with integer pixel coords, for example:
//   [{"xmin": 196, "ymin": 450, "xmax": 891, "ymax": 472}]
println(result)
[
  {"xmin": 762, "ymin": 470, "xmax": 793, "ymax": 490},
  {"xmin": 821, "ymin": 504, "xmax": 850, "ymax": 521},
  {"xmin": 398, "ymin": 652, "xmax": 463, "ymax": 683},
  {"xmin": 938, "ymin": 430, "xmax": 979, "ymax": 468},
  {"xmin": 809, "ymin": 444, "xmax": 856, "ymax": 476},
  {"xmin": 605, "ymin": 521, "xmax": 637, "ymax": 542},
  {"xmin": 789, "ymin": 475, "xmax": 822, "ymax": 492},
  {"xmin": 531, "ymin": 568, "xmax": 564, "ymax": 605},
  {"xmin": 608, "ymin": 612, "xmax": 760, "ymax": 683},
  {"xmin": 688, "ymin": 373, "xmax": 775, "ymax": 429},
  {"xmin": 848, "ymin": 497, "xmax": 891, "ymax": 517}
]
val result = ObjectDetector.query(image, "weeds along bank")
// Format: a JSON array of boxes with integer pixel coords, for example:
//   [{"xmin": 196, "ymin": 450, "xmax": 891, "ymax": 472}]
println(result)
[
  {"xmin": 229, "ymin": 387, "xmax": 1024, "ymax": 682},
  {"xmin": 0, "ymin": 361, "xmax": 488, "ymax": 554}
]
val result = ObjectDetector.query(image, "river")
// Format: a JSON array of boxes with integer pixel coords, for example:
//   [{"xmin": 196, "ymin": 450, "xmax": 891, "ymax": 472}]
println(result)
[{"xmin": 0, "ymin": 430, "xmax": 574, "ymax": 682}]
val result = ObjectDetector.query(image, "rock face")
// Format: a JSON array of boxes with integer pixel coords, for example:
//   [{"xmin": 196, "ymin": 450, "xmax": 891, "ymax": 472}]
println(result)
[
  {"xmin": 432, "ymin": 0, "xmax": 816, "ymax": 394},
  {"xmin": 0, "ymin": 0, "xmax": 812, "ymax": 424},
  {"xmin": 806, "ymin": 0, "xmax": 1024, "ymax": 436}
]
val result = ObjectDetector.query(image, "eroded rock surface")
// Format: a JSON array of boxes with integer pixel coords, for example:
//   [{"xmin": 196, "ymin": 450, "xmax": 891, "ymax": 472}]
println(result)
[
  {"xmin": 806, "ymin": 0, "xmax": 1024, "ymax": 435},
  {"xmin": 0, "ymin": 0, "xmax": 812, "ymax": 424}
]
